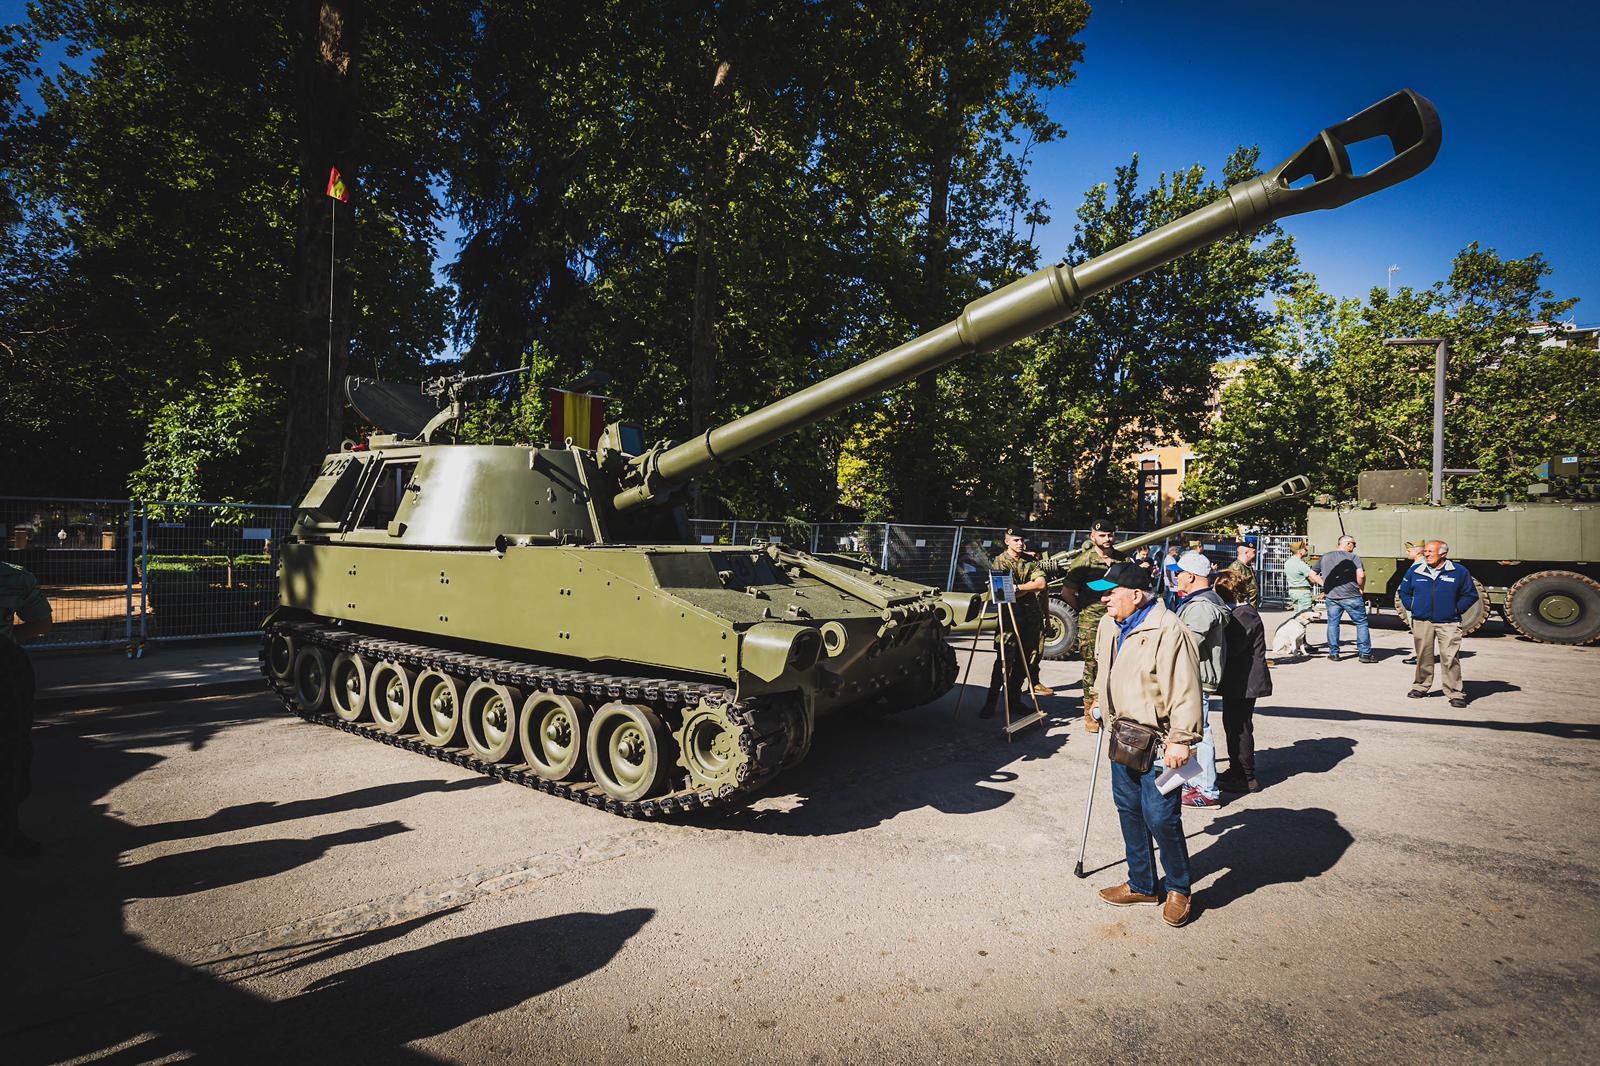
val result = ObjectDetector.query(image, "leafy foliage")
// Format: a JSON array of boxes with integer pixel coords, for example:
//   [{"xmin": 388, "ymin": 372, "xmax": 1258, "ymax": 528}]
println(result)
[
  {"xmin": 1023, "ymin": 148, "xmax": 1301, "ymax": 525},
  {"xmin": 1186, "ymin": 244, "xmax": 1597, "ymax": 525}
]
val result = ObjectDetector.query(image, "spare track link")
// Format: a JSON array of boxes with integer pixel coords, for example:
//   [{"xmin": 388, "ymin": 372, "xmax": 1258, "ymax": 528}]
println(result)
[{"xmin": 261, "ymin": 620, "xmax": 784, "ymax": 819}]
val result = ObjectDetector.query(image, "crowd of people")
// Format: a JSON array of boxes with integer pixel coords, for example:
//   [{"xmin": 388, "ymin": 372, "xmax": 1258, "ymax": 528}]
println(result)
[{"xmin": 977, "ymin": 521, "xmax": 1482, "ymax": 928}]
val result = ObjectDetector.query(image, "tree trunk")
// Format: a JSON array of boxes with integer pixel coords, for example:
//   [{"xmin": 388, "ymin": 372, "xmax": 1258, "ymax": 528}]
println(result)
[
  {"xmin": 894, "ymin": 135, "xmax": 954, "ymax": 524},
  {"xmin": 279, "ymin": 1, "xmax": 365, "ymax": 501}
]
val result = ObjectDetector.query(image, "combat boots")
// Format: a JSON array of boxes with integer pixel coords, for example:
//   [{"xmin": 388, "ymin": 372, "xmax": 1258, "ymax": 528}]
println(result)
[{"xmin": 1083, "ymin": 694, "xmax": 1100, "ymax": 733}]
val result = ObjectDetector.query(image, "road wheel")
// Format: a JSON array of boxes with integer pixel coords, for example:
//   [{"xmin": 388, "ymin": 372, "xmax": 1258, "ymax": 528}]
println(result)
[
  {"xmin": 520, "ymin": 693, "xmax": 590, "ymax": 782},
  {"xmin": 327, "ymin": 652, "xmax": 369, "ymax": 722},
  {"xmin": 586, "ymin": 702, "xmax": 672, "ymax": 802},
  {"xmin": 1507, "ymin": 570, "xmax": 1600, "ymax": 645},
  {"xmin": 1393, "ymin": 577, "xmax": 1489, "ymax": 636},
  {"xmin": 291, "ymin": 646, "xmax": 331, "ymax": 711},
  {"xmin": 412, "ymin": 668, "xmax": 464, "ymax": 747},
  {"xmin": 265, "ymin": 631, "xmax": 296, "ymax": 683},
  {"xmin": 463, "ymin": 680, "xmax": 522, "ymax": 762},
  {"xmin": 368, "ymin": 661, "xmax": 414, "ymax": 735},
  {"xmin": 1041, "ymin": 598, "xmax": 1079, "ymax": 661}
]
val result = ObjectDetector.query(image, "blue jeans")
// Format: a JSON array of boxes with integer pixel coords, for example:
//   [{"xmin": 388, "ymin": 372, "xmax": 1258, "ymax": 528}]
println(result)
[
  {"xmin": 1110, "ymin": 759, "xmax": 1192, "ymax": 897},
  {"xmin": 1326, "ymin": 597, "xmax": 1371, "ymax": 656},
  {"xmin": 1193, "ymin": 694, "xmax": 1219, "ymax": 799}
]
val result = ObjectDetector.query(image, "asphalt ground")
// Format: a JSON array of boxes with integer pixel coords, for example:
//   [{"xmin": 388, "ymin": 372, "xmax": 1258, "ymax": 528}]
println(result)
[{"xmin": 8, "ymin": 610, "xmax": 1599, "ymax": 1064}]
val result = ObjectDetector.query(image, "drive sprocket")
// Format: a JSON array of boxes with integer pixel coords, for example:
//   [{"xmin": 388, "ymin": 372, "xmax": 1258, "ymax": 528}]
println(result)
[{"xmin": 674, "ymin": 696, "xmax": 756, "ymax": 795}]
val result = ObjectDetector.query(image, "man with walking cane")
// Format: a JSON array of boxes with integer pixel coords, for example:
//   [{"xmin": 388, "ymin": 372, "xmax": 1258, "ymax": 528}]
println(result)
[{"xmin": 1072, "ymin": 562, "xmax": 1203, "ymax": 928}]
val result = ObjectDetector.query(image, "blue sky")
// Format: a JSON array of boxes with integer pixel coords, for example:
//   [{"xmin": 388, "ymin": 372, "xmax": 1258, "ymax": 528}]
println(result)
[
  {"xmin": 1029, "ymin": 1, "xmax": 1599, "ymax": 322},
  {"xmin": 8, "ymin": 1, "xmax": 1596, "ymax": 324}
]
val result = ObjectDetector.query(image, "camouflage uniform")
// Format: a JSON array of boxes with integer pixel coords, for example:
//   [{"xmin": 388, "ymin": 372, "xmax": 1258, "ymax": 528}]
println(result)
[
  {"xmin": 982, "ymin": 549, "xmax": 1045, "ymax": 716},
  {"xmin": 1054, "ymin": 542, "xmax": 1125, "ymax": 707},
  {"xmin": 1226, "ymin": 559, "xmax": 1259, "ymax": 607},
  {"xmin": 2, "ymin": 562, "xmax": 52, "ymax": 854}
]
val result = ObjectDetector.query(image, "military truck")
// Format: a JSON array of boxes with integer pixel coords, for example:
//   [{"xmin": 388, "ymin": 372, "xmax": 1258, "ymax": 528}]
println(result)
[
  {"xmin": 263, "ymin": 89, "xmax": 1442, "ymax": 815},
  {"xmin": 1304, "ymin": 457, "xmax": 1600, "ymax": 645}
]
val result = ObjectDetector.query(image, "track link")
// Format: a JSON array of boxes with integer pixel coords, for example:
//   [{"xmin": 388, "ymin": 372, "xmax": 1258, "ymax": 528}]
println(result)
[{"xmin": 261, "ymin": 620, "xmax": 790, "ymax": 818}]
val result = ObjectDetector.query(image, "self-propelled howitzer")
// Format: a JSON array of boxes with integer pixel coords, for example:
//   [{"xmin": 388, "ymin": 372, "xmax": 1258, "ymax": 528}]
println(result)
[{"xmin": 263, "ymin": 90, "xmax": 1441, "ymax": 817}]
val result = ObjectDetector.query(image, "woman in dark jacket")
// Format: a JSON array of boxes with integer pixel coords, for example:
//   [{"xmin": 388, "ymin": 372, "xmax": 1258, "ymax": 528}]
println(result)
[{"xmin": 1213, "ymin": 570, "xmax": 1271, "ymax": 793}]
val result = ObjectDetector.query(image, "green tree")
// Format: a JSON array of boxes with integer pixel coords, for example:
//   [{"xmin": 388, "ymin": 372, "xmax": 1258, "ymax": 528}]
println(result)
[
  {"xmin": 1181, "ymin": 282, "xmax": 1359, "ymax": 527},
  {"xmin": 826, "ymin": 0, "xmax": 1088, "ymax": 523},
  {"xmin": 1, "ymin": 1, "xmax": 462, "ymax": 500},
  {"xmin": 128, "ymin": 363, "xmax": 281, "ymax": 502},
  {"xmin": 1187, "ymin": 244, "xmax": 1597, "ymax": 521},
  {"xmin": 1024, "ymin": 148, "xmax": 1301, "ymax": 525}
]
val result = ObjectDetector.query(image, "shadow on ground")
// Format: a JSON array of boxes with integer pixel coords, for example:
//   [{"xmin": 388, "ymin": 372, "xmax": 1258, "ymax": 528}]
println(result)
[
  {"xmin": 7, "ymin": 692, "xmax": 650, "ymax": 1063},
  {"xmin": 1259, "ymin": 703, "xmax": 1594, "ymax": 740},
  {"xmin": 1190, "ymin": 806, "xmax": 1355, "ymax": 914},
  {"xmin": 1249, "ymin": 736, "xmax": 1358, "ymax": 789},
  {"xmin": 714, "ymin": 680, "xmax": 1076, "ymax": 836}
]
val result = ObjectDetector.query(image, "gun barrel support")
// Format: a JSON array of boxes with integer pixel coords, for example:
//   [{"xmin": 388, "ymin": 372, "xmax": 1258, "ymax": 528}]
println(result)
[{"xmin": 613, "ymin": 90, "xmax": 1439, "ymax": 514}]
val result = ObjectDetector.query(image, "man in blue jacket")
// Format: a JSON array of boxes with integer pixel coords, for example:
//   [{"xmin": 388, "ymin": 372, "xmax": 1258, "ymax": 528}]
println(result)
[{"xmin": 1398, "ymin": 540, "xmax": 1479, "ymax": 708}]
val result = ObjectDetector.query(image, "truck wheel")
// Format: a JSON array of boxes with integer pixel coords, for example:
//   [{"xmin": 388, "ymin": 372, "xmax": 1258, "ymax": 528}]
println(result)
[
  {"xmin": 1393, "ymin": 578, "xmax": 1489, "ymax": 636},
  {"xmin": 1506, "ymin": 571, "xmax": 1600, "ymax": 645},
  {"xmin": 1041, "ymin": 599, "xmax": 1079, "ymax": 661}
]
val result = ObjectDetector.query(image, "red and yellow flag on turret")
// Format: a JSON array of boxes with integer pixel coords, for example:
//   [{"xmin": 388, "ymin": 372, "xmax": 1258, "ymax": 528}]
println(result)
[
  {"xmin": 549, "ymin": 389, "xmax": 607, "ymax": 450},
  {"xmin": 326, "ymin": 167, "xmax": 349, "ymax": 202}
]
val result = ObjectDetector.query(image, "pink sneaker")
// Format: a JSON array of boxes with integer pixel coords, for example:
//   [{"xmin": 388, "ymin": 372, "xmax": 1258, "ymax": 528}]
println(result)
[{"xmin": 1181, "ymin": 786, "xmax": 1220, "ymax": 808}]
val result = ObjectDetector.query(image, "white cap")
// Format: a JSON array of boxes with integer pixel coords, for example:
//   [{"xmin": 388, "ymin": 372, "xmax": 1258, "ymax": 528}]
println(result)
[{"xmin": 1176, "ymin": 551, "xmax": 1213, "ymax": 577}]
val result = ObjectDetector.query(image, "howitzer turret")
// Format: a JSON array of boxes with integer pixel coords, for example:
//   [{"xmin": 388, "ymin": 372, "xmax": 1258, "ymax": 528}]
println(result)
[{"xmin": 265, "ymin": 91, "xmax": 1440, "ymax": 817}]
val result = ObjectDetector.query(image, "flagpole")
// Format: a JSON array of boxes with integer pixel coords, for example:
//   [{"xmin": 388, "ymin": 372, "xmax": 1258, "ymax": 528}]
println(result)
[{"xmin": 326, "ymin": 193, "xmax": 336, "ymax": 446}]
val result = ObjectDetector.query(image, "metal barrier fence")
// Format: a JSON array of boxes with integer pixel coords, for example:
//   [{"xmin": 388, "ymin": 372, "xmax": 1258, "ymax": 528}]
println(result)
[
  {"xmin": 2, "ymin": 497, "xmax": 292, "ymax": 653},
  {"xmin": 1257, "ymin": 534, "xmax": 1301, "ymax": 608}
]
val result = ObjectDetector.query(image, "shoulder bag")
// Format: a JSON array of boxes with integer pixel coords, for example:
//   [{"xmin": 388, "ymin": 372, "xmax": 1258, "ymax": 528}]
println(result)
[{"xmin": 1107, "ymin": 717, "xmax": 1160, "ymax": 773}]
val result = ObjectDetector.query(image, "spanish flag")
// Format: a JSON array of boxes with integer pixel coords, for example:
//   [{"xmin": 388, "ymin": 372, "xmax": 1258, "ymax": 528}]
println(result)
[
  {"xmin": 326, "ymin": 167, "xmax": 349, "ymax": 203},
  {"xmin": 549, "ymin": 389, "xmax": 607, "ymax": 449}
]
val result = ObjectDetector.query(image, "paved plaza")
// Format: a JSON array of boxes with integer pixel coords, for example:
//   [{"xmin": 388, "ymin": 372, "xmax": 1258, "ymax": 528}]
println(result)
[{"xmin": 8, "ymin": 611, "xmax": 1599, "ymax": 1064}]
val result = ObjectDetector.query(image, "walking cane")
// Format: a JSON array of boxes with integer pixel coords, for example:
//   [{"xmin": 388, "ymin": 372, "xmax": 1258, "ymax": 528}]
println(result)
[{"xmin": 1073, "ymin": 703, "xmax": 1106, "ymax": 878}]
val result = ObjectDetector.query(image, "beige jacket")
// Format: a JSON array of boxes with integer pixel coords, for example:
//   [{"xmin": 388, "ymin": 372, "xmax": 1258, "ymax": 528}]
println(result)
[{"xmin": 1093, "ymin": 599, "xmax": 1204, "ymax": 746}]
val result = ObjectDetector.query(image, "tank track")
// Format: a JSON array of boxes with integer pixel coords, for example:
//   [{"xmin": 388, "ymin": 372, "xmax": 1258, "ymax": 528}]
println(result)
[{"xmin": 260, "ymin": 620, "xmax": 796, "ymax": 819}]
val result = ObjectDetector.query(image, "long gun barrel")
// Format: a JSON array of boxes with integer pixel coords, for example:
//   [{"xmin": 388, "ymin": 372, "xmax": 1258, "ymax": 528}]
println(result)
[
  {"xmin": 613, "ymin": 90, "xmax": 1441, "ymax": 513},
  {"xmin": 1112, "ymin": 476, "xmax": 1312, "ymax": 555}
]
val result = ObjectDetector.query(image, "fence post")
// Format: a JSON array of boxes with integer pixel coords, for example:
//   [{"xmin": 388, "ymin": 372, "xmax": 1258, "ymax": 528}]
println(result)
[
  {"xmin": 138, "ymin": 503, "xmax": 148, "ymax": 646},
  {"xmin": 880, "ymin": 523, "xmax": 891, "ymax": 570},
  {"xmin": 124, "ymin": 505, "xmax": 136, "ymax": 650},
  {"xmin": 810, "ymin": 525, "xmax": 820, "ymax": 552},
  {"xmin": 945, "ymin": 525, "xmax": 963, "ymax": 591},
  {"xmin": 730, "ymin": 520, "xmax": 739, "ymax": 546}
]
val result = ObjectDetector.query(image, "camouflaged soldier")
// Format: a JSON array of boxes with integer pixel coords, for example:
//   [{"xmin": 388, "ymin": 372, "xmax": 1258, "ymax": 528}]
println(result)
[
  {"xmin": 1226, "ymin": 539, "xmax": 1260, "ymax": 607},
  {"xmin": 979, "ymin": 529, "xmax": 1047, "ymax": 720},
  {"xmin": 1047, "ymin": 518, "xmax": 1124, "ymax": 733},
  {"xmin": 2, "ymin": 560, "xmax": 53, "ymax": 857}
]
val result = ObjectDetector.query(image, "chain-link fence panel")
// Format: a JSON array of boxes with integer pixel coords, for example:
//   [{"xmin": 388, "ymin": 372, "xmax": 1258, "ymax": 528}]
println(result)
[
  {"xmin": 137, "ymin": 501, "xmax": 293, "ymax": 644},
  {"xmin": 884, "ymin": 525, "xmax": 961, "ymax": 589},
  {"xmin": 1, "ymin": 497, "xmax": 138, "ymax": 649},
  {"xmin": 812, "ymin": 522, "xmax": 889, "ymax": 567},
  {"xmin": 729, "ymin": 520, "xmax": 810, "ymax": 549},
  {"xmin": 1257, "ymin": 534, "xmax": 1303, "ymax": 607},
  {"xmin": 687, "ymin": 519, "xmax": 735, "ymax": 546}
]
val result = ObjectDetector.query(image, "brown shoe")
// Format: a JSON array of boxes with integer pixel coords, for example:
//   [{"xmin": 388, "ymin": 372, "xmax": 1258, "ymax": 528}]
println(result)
[
  {"xmin": 1162, "ymin": 891, "xmax": 1192, "ymax": 927},
  {"xmin": 1098, "ymin": 883, "xmax": 1159, "ymax": 907},
  {"xmin": 1032, "ymin": 682, "xmax": 1054, "ymax": 696}
]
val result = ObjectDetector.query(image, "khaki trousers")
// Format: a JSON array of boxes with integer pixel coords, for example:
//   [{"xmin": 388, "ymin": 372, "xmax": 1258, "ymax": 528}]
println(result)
[{"xmin": 1411, "ymin": 620, "xmax": 1464, "ymax": 700}]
